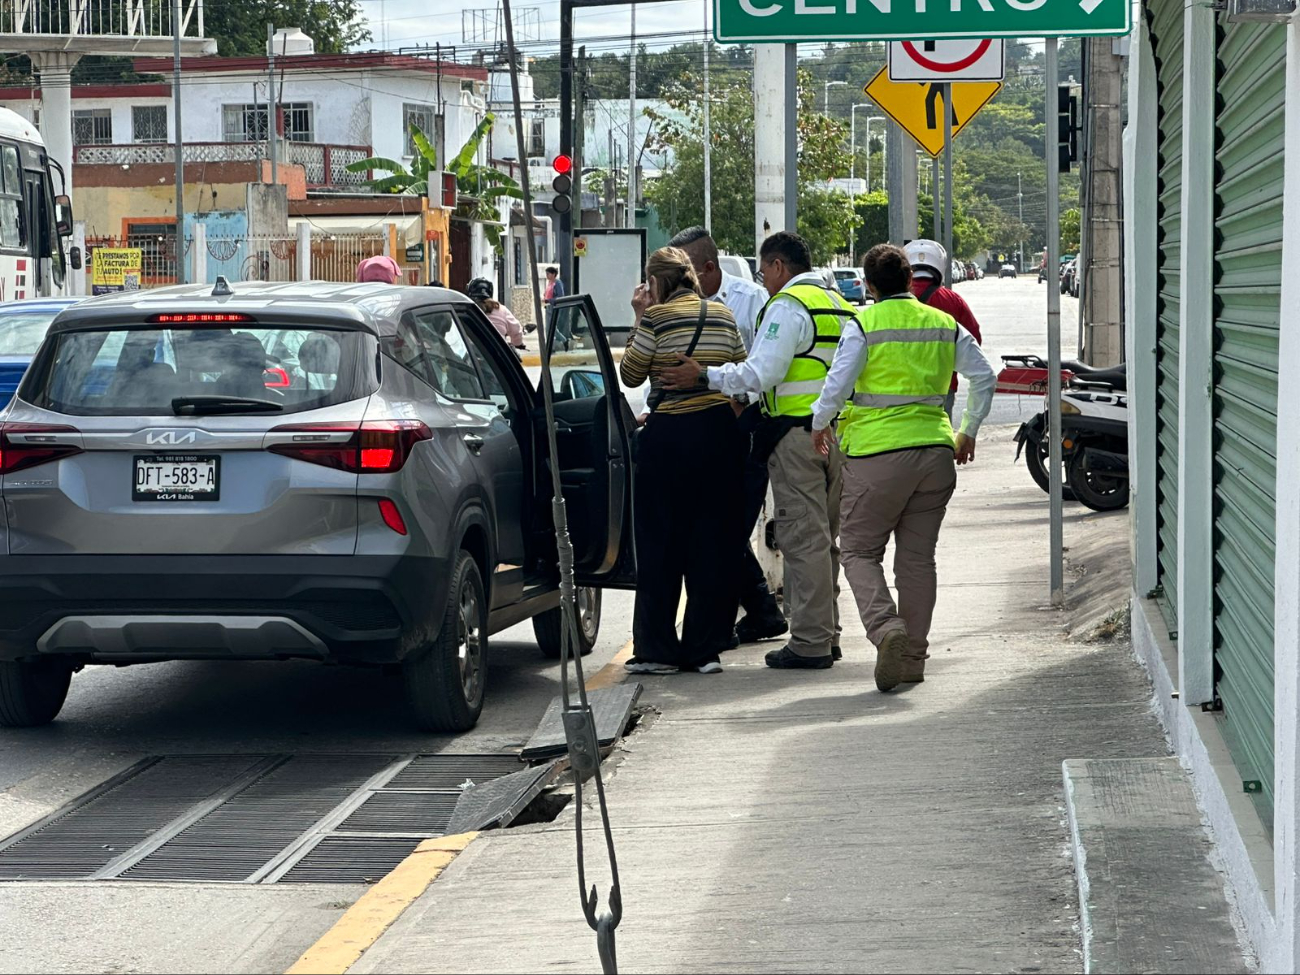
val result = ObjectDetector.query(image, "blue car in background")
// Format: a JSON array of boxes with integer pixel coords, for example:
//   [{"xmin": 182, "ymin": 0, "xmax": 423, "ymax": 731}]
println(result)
[
  {"xmin": 0, "ymin": 297, "xmax": 83, "ymax": 407},
  {"xmin": 833, "ymin": 268, "xmax": 867, "ymax": 305}
]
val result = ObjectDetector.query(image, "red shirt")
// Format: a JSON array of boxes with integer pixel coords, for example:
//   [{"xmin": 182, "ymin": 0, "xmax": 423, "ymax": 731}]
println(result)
[{"xmin": 911, "ymin": 276, "xmax": 983, "ymax": 392}]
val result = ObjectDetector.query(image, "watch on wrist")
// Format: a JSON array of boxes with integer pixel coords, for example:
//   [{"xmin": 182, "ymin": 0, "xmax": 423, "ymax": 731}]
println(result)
[{"xmin": 697, "ymin": 364, "xmax": 709, "ymax": 386}]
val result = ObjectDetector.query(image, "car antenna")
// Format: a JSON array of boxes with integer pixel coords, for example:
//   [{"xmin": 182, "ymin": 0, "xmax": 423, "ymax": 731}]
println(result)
[{"xmin": 211, "ymin": 276, "xmax": 233, "ymax": 297}]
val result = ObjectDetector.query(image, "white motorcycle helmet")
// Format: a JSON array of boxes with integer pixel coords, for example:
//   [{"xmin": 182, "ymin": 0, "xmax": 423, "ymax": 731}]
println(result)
[{"xmin": 905, "ymin": 239, "xmax": 947, "ymax": 281}]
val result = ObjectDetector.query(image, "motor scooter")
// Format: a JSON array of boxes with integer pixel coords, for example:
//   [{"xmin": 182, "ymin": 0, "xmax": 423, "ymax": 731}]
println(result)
[{"xmin": 1000, "ymin": 355, "xmax": 1130, "ymax": 512}]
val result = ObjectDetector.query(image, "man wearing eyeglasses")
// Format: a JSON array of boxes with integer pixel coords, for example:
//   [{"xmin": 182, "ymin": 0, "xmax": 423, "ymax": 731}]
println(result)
[{"xmin": 662, "ymin": 231, "xmax": 855, "ymax": 670}]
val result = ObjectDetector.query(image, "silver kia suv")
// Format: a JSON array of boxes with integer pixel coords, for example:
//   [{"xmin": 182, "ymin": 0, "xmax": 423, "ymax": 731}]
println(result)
[{"xmin": 0, "ymin": 280, "xmax": 636, "ymax": 732}]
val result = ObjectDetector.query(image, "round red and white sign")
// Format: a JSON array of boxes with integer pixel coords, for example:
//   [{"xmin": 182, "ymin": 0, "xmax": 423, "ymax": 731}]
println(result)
[{"xmin": 887, "ymin": 39, "xmax": 1005, "ymax": 82}]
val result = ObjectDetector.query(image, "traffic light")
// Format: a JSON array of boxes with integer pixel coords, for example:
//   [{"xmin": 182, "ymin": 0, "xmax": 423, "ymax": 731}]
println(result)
[
  {"xmin": 551, "ymin": 154, "xmax": 573, "ymax": 215},
  {"xmin": 1058, "ymin": 84, "xmax": 1078, "ymax": 173}
]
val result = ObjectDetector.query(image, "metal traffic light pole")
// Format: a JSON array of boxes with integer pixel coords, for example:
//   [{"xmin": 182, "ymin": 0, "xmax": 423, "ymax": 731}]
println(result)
[{"xmin": 1045, "ymin": 37, "xmax": 1065, "ymax": 606}]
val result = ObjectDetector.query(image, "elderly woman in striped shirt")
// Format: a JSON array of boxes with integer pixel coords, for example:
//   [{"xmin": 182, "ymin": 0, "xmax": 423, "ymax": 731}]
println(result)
[{"xmin": 619, "ymin": 246, "xmax": 748, "ymax": 676}]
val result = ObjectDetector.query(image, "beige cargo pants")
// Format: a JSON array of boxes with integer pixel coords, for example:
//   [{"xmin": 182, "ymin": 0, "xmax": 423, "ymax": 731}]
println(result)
[
  {"xmin": 839, "ymin": 446, "xmax": 957, "ymax": 668},
  {"xmin": 768, "ymin": 428, "xmax": 842, "ymax": 658}
]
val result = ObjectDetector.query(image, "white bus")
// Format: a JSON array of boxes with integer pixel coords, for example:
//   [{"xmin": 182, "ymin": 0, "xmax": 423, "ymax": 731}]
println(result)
[{"xmin": 0, "ymin": 108, "xmax": 75, "ymax": 300}]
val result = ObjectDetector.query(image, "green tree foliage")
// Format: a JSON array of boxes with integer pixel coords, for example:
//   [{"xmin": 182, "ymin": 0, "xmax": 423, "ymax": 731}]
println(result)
[
  {"xmin": 645, "ymin": 68, "xmax": 857, "ymax": 264},
  {"xmin": 205, "ymin": 0, "xmax": 370, "ymax": 56},
  {"xmin": 348, "ymin": 113, "xmax": 522, "ymax": 252},
  {"xmin": 1060, "ymin": 207, "xmax": 1081, "ymax": 253}
]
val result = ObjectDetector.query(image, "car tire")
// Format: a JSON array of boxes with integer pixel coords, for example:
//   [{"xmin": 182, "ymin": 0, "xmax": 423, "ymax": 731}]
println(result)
[
  {"xmin": 402, "ymin": 550, "xmax": 488, "ymax": 733},
  {"xmin": 0, "ymin": 658, "xmax": 73, "ymax": 728},
  {"xmin": 535, "ymin": 586, "xmax": 602, "ymax": 660}
]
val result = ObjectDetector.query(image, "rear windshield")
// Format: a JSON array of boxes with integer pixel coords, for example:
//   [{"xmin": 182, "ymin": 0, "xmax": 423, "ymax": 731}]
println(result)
[
  {"xmin": 833, "ymin": 270, "xmax": 856, "ymax": 280},
  {"xmin": 0, "ymin": 309, "xmax": 60, "ymax": 356},
  {"xmin": 21, "ymin": 325, "xmax": 377, "ymax": 416}
]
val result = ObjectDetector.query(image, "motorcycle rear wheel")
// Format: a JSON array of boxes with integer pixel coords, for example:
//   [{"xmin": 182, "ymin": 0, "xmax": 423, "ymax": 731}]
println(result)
[
  {"xmin": 1067, "ymin": 453, "xmax": 1130, "ymax": 512},
  {"xmin": 1024, "ymin": 440, "xmax": 1077, "ymax": 502}
]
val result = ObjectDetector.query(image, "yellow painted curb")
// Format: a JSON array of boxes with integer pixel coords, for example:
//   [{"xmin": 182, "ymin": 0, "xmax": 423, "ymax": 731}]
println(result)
[
  {"xmin": 519, "ymin": 347, "xmax": 625, "ymax": 368},
  {"xmin": 285, "ymin": 832, "xmax": 478, "ymax": 975},
  {"xmin": 287, "ymin": 623, "xmax": 648, "ymax": 973}
]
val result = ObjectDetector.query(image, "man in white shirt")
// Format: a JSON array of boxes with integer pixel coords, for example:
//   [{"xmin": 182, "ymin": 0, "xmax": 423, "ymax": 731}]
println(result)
[
  {"xmin": 669, "ymin": 227, "xmax": 789, "ymax": 645},
  {"xmin": 810, "ymin": 243, "xmax": 996, "ymax": 691},
  {"xmin": 663, "ymin": 231, "xmax": 855, "ymax": 669}
]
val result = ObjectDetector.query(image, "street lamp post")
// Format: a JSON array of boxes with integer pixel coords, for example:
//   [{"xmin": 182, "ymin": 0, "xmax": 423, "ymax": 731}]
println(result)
[
  {"xmin": 824, "ymin": 79, "xmax": 847, "ymax": 113},
  {"xmin": 1018, "ymin": 171, "xmax": 1024, "ymax": 270},
  {"xmin": 850, "ymin": 107, "xmax": 885, "ymax": 194}
]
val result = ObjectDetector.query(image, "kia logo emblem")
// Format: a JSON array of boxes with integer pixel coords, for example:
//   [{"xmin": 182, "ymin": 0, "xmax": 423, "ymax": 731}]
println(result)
[{"xmin": 145, "ymin": 430, "xmax": 197, "ymax": 446}]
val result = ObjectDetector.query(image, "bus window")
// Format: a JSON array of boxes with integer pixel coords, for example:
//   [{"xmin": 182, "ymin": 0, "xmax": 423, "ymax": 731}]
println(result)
[{"xmin": 0, "ymin": 146, "xmax": 22, "ymax": 251}]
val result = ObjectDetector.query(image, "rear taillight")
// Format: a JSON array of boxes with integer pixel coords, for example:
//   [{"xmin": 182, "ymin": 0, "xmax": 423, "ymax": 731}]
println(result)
[
  {"xmin": 0, "ymin": 423, "xmax": 83, "ymax": 475},
  {"xmin": 267, "ymin": 420, "xmax": 431, "ymax": 474}
]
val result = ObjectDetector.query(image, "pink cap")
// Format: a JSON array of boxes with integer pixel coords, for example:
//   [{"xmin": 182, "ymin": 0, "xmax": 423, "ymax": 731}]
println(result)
[{"xmin": 356, "ymin": 255, "xmax": 402, "ymax": 283}]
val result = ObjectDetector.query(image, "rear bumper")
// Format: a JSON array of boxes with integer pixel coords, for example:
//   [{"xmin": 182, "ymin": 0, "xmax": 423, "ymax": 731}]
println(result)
[{"xmin": 0, "ymin": 554, "xmax": 449, "ymax": 665}]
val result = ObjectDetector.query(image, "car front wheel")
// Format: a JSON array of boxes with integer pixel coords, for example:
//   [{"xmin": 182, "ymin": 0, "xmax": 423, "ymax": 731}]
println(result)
[
  {"xmin": 535, "ymin": 586, "xmax": 602, "ymax": 660},
  {"xmin": 0, "ymin": 658, "xmax": 73, "ymax": 728},
  {"xmin": 402, "ymin": 550, "xmax": 488, "ymax": 733}
]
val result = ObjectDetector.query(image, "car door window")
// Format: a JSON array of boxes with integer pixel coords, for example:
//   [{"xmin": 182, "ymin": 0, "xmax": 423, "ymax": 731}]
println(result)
[
  {"xmin": 545, "ymin": 301, "xmax": 607, "ymax": 404},
  {"xmin": 386, "ymin": 308, "xmax": 486, "ymax": 401}
]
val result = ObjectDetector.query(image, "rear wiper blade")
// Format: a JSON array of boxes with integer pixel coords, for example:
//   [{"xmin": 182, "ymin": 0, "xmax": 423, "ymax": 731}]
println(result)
[{"xmin": 171, "ymin": 395, "xmax": 284, "ymax": 416}]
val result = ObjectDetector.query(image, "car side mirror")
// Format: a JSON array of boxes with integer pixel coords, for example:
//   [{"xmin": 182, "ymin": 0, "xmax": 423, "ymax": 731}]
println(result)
[
  {"xmin": 559, "ymin": 368, "xmax": 605, "ymax": 400},
  {"xmin": 68, "ymin": 245, "xmax": 82, "ymax": 271},
  {"xmin": 54, "ymin": 194, "xmax": 73, "ymax": 237}
]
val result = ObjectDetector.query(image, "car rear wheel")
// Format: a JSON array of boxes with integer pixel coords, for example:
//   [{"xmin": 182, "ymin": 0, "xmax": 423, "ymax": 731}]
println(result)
[
  {"xmin": 402, "ymin": 550, "xmax": 487, "ymax": 733},
  {"xmin": 0, "ymin": 659, "xmax": 73, "ymax": 728},
  {"xmin": 535, "ymin": 587, "xmax": 602, "ymax": 660}
]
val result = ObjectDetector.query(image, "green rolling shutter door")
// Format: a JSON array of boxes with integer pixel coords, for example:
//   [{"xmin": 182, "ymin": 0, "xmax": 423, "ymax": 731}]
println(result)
[
  {"xmin": 1149, "ymin": 0, "xmax": 1182, "ymax": 631},
  {"xmin": 1212, "ymin": 20, "xmax": 1285, "ymax": 825}
]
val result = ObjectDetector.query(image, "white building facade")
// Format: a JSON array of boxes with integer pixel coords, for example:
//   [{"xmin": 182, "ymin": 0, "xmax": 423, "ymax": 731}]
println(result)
[{"xmin": 1124, "ymin": 2, "xmax": 1300, "ymax": 969}]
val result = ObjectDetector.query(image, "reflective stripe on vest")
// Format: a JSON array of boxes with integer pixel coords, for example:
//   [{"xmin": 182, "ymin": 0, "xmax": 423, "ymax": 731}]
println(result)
[
  {"xmin": 759, "ymin": 283, "xmax": 851, "ymax": 418},
  {"xmin": 838, "ymin": 296, "xmax": 958, "ymax": 457}
]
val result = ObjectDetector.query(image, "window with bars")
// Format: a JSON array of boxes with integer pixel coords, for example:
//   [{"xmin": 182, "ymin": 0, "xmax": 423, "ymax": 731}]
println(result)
[
  {"xmin": 72, "ymin": 109, "xmax": 113, "ymax": 146},
  {"xmin": 403, "ymin": 104, "xmax": 441, "ymax": 157},
  {"xmin": 222, "ymin": 103, "xmax": 314, "ymax": 143},
  {"xmin": 132, "ymin": 106, "xmax": 168, "ymax": 144},
  {"xmin": 125, "ymin": 222, "xmax": 178, "ymax": 283},
  {"xmin": 527, "ymin": 117, "xmax": 545, "ymax": 157}
]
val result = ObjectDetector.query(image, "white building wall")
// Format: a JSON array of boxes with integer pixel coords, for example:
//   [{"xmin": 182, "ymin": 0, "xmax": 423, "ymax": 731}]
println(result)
[{"xmin": 1126, "ymin": 9, "xmax": 1300, "ymax": 972}]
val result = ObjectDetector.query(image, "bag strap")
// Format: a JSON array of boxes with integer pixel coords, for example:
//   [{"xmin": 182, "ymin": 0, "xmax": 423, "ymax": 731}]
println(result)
[
  {"xmin": 918, "ymin": 282, "xmax": 942, "ymax": 305},
  {"xmin": 685, "ymin": 298, "xmax": 709, "ymax": 357}
]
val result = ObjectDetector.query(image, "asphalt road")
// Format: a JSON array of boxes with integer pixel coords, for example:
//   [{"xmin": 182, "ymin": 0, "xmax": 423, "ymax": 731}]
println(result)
[{"xmin": 0, "ymin": 274, "xmax": 1072, "ymax": 974}]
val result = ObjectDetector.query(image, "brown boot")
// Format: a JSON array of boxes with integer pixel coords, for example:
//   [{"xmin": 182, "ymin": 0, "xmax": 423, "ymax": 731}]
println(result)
[
  {"xmin": 875, "ymin": 629, "xmax": 909, "ymax": 692},
  {"xmin": 901, "ymin": 655, "xmax": 928, "ymax": 683}
]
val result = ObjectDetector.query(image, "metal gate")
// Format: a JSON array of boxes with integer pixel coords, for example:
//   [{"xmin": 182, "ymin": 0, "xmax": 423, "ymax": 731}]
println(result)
[
  {"xmin": 1211, "ymin": 19, "xmax": 1286, "ymax": 825},
  {"xmin": 1148, "ymin": 0, "xmax": 1183, "ymax": 633}
]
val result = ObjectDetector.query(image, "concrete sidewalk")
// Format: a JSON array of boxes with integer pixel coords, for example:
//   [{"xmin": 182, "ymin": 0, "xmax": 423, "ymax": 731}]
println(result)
[{"xmin": 342, "ymin": 427, "xmax": 1233, "ymax": 974}]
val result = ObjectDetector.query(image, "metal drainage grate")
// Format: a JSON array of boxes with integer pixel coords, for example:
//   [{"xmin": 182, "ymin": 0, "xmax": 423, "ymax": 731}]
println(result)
[{"xmin": 0, "ymin": 752, "xmax": 542, "ymax": 884}]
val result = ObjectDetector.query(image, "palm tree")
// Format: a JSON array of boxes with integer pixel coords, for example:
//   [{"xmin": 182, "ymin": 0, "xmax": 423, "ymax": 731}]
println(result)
[{"xmin": 346, "ymin": 113, "xmax": 523, "ymax": 251}]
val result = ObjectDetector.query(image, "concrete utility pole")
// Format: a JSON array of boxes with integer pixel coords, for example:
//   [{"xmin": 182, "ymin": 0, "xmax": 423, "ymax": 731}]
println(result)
[
  {"xmin": 626, "ymin": 5, "xmax": 637, "ymax": 230},
  {"xmin": 1045, "ymin": 38, "xmax": 1064, "ymax": 607},
  {"xmin": 574, "ymin": 45, "xmax": 585, "ymax": 229},
  {"xmin": 703, "ymin": 5, "xmax": 711, "ymax": 234},
  {"xmin": 174, "ymin": 1, "xmax": 186, "ymax": 282},
  {"xmin": 753, "ymin": 44, "xmax": 787, "ymax": 252},
  {"xmin": 885, "ymin": 121, "xmax": 917, "ymax": 246},
  {"xmin": 1018, "ymin": 171, "xmax": 1024, "ymax": 270},
  {"xmin": 784, "ymin": 44, "xmax": 796, "ymax": 234},
  {"xmin": 1081, "ymin": 36, "xmax": 1124, "ymax": 366},
  {"xmin": 266, "ymin": 23, "xmax": 277, "ymax": 186}
]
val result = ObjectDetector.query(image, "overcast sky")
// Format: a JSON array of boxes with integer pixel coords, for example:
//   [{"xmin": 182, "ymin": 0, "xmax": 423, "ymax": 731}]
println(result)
[{"xmin": 360, "ymin": 0, "xmax": 711, "ymax": 54}]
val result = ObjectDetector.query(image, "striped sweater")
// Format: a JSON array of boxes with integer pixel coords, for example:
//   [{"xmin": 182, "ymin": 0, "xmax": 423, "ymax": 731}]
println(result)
[{"xmin": 620, "ymin": 290, "xmax": 747, "ymax": 415}]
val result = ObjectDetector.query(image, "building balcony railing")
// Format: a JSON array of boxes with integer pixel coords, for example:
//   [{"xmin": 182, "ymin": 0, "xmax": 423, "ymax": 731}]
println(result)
[
  {"xmin": 72, "ymin": 141, "xmax": 373, "ymax": 188},
  {"xmin": 0, "ymin": 0, "xmax": 206, "ymax": 38}
]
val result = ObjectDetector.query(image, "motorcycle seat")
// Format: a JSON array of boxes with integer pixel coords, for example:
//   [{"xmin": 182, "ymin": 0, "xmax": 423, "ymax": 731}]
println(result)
[{"xmin": 1063, "ymin": 361, "xmax": 1127, "ymax": 392}]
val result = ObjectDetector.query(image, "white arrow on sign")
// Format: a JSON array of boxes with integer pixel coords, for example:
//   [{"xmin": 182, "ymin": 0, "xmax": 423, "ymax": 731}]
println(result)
[
  {"xmin": 887, "ymin": 39, "xmax": 1005, "ymax": 83},
  {"xmin": 1080, "ymin": 0, "xmax": 1105, "ymax": 12}
]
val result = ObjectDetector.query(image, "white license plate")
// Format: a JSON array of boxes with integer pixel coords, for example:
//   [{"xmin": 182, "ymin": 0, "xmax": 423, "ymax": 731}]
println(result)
[{"xmin": 133, "ymin": 454, "xmax": 220, "ymax": 502}]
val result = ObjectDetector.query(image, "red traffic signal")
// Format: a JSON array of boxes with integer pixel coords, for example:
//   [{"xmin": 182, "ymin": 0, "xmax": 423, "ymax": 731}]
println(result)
[{"xmin": 552, "ymin": 154, "xmax": 573, "ymax": 175}]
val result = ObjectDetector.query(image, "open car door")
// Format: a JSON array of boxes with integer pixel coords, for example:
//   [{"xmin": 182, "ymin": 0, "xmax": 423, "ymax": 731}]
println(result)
[{"xmin": 536, "ymin": 295, "xmax": 637, "ymax": 589}]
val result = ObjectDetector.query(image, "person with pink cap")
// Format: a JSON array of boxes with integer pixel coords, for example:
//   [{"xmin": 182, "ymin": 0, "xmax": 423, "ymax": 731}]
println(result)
[{"xmin": 356, "ymin": 255, "xmax": 403, "ymax": 284}]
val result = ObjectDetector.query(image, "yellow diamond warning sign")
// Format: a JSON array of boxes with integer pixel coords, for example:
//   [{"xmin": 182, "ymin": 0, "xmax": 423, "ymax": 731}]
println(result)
[{"xmin": 863, "ymin": 69, "xmax": 1002, "ymax": 157}]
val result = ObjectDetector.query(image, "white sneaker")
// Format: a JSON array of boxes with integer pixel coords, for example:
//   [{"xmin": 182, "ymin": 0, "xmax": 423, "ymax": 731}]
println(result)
[
  {"xmin": 694, "ymin": 660, "xmax": 723, "ymax": 675},
  {"xmin": 625, "ymin": 658, "xmax": 678, "ymax": 675}
]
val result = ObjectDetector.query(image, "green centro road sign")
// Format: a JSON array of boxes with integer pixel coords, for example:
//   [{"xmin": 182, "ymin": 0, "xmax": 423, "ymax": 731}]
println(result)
[{"xmin": 713, "ymin": 0, "xmax": 1131, "ymax": 43}]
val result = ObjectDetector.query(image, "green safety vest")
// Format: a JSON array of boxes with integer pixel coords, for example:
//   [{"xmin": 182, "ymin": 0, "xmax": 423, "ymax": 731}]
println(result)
[
  {"xmin": 837, "ymin": 295, "xmax": 958, "ymax": 458},
  {"xmin": 759, "ymin": 283, "xmax": 856, "ymax": 418}
]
